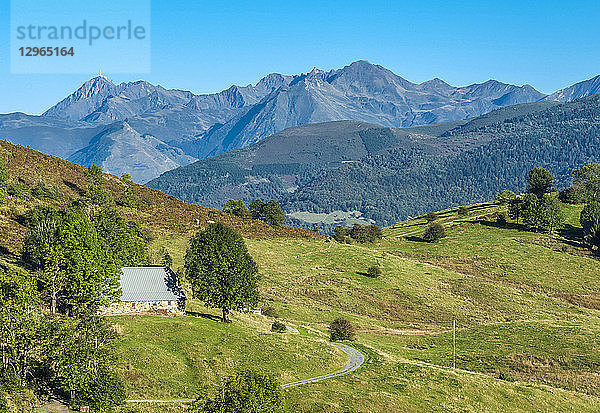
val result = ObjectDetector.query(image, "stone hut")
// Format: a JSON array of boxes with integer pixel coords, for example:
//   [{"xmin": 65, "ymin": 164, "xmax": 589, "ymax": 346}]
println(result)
[{"xmin": 104, "ymin": 266, "xmax": 186, "ymax": 315}]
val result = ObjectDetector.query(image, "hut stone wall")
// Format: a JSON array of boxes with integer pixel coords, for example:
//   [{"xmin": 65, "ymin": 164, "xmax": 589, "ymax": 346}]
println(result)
[{"xmin": 103, "ymin": 299, "xmax": 185, "ymax": 315}]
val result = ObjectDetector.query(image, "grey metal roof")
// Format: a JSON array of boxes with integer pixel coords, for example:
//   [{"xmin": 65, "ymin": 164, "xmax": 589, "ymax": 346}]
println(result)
[{"xmin": 120, "ymin": 266, "xmax": 186, "ymax": 302}]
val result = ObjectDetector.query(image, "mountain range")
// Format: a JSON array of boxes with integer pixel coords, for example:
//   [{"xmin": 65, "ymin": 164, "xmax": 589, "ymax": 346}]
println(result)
[
  {"xmin": 3, "ymin": 61, "xmax": 599, "ymax": 183},
  {"xmin": 148, "ymin": 95, "xmax": 600, "ymax": 229}
]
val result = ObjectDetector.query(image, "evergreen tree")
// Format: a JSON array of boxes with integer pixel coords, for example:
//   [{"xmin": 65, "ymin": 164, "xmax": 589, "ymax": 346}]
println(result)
[
  {"xmin": 185, "ymin": 223, "xmax": 259, "ymax": 322},
  {"xmin": 223, "ymin": 199, "xmax": 251, "ymax": 219},
  {"xmin": 249, "ymin": 200, "xmax": 265, "ymax": 220},
  {"xmin": 527, "ymin": 167, "xmax": 554, "ymax": 198}
]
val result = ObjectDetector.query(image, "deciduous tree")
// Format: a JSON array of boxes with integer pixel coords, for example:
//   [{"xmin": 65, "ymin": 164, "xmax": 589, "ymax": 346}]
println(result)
[{"xmin": 185, "ymin": 223, "xmax": 259, "ymax": 322}]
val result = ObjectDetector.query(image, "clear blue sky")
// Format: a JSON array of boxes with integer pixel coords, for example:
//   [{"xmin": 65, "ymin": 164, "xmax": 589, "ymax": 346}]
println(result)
[{"xmin": 1, "ymin": 0, "xmax": 599, "ymax": 114}]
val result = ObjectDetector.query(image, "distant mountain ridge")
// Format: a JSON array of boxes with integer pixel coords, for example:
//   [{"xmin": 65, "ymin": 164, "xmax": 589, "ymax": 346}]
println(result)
[
  {"xmin": 1, "ymin": 62, "xmax": 600, "ymax": 182},
  {"xmin": 148, "ymin": 95, "xmax": 600, "ymax": 229}
]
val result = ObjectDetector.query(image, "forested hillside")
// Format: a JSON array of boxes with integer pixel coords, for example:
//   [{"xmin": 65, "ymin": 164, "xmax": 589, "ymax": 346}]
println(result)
[{"xmin": 149, "ymin": 95, "xmax": 600, "ymax": 227}]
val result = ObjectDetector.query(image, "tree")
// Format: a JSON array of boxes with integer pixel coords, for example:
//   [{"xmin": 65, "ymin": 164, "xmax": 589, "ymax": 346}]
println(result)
[
  {"xmin": 117, "ymin": 173, "xmax": 138, "ymax": 207},
  {"xmin": 190, "ymin": 369, "xmax": 285, "ymax": 413},
  {"xmin": 271, "ymin": 321, "xmax": 286, "ymax": 333},
  {"xmin": 558, "ymin": 186, "xmax": 583, "ymax": 204},
  {"xmin": 50, "ymin": 316, "xmax": 125, "ymax": 410},
  {"xmin": 223, "ymin": 200, "xmax": 251, "ymax": 219},
  {"xmin": 249, "ymin": 200, "xmax": 265, "ymax": 220},
  {"xmin": 185, "ymin": 223, "xmax": 259, "ymax": 322},
  {"xmin": 83, "ymin": 165, "xmax": 112, "ymax": 207},
  {"xmin": 328, "ymin": 318, "xmax": 355, "ymax": 341},
  {"xmin": 527, "ymin": 167, "xmax": 554, "ymax": 198},
  {"xmin": 423, "ymin": 223, "xmax": 445, "ymax": 242},
  {"xmin": 22, "ymin": 203, "xmax": 141, "ymax": 315},
  {"xmin": 496, "ymin": 190, "xmax": 517, "ymax": 204},
  {"xmin": 572, "ymin": 163, "xmax": 600, "ymax": 202},
  {"xmin": 508, "ymin": 197, "xmax": 523, "ymax": 224},
  {"xmin": 161, "ymin": 249, "xmax": 173, "ymax": 268},
  {"xmin": 543, "ymin": 196, "xmax": 565, "ymax": 233},
  {"xmin": 521, "ymin": 194, "xmax": 564, "ymax": 232},
  {"xmin": 333, "ymin": 226, "xmax": 350, "ymax": 242},
  {"xmin": 261, "ymin": 200, "xmax": 285, "ymax": 227},
  {"xmin": 22, "ymin": 206, "xmax": 63, "ymax": 314},
  {"xmin": 349, "ymin": 224, "xmax": 382, "ymax": 243},
  {"xmin": 581, "ymin": 201, "xmax": 600, "ymax": 252},
  {"xmin": 0, "ymin": 269, "xmax": 45, "ymax": 388},
  {"xmin": 520, "ymin": 193, "xmax": 543, "ymax": 230}
]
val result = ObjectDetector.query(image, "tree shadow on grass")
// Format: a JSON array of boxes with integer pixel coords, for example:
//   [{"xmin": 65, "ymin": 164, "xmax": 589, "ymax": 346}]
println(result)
[
  {"xmin": 477, "ymin": 219, "xmax": 529, "ymax": 231},
  {"xmin": 405, "ymin": 235, "xmax": 427, "ymax": 243},
  {"xmin": 185, "ymin": 310, "xmax": 223, "ymax": 322}
]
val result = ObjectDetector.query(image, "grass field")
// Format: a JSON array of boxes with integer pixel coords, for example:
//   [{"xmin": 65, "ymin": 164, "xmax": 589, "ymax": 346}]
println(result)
[
  {"xmin": 111, "ymin": 313, "xmax": 345, "ymax": 400},
  {"xmin": 124, "ymin": 201, "xmax": 600, "ymax": 411}
]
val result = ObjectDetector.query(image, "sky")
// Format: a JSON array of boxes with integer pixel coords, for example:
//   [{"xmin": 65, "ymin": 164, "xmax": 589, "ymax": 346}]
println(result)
[{"xmin": 1, "ymin": 0, "xmax": 599, "ymax": 114}]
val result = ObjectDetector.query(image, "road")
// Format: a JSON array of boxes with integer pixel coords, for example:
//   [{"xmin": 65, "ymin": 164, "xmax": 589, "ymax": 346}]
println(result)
[{"xmin": 280, "ymin": 342, "xmax": 365, "ymax": 388}]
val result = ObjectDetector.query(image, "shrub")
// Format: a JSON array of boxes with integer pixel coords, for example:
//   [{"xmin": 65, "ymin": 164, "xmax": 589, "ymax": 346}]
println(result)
[
  {"xmin": 271, "ymin": 321, "xmax": 286, "ymax": 333},
  {"xmin": 329, "ymin": 318, "xmax": 355, "ymax": 341},
  {"xmin": 72, "ymin": 368, "xmax": 126, "ymax": 412},
  {"xmin": 190, "ymin": 369, "xmax": 285, "ymax": 413},
  {"xmin": 423, "ymin": 223, "xmax": 445, "ymax": 243},
  {"xmin": 558, "ymin": 186, "xmax": 583, "ymax": 204},
  {"xmin": 333, "ymin": 225, "xmax": 350, "ymax": 242},
  {"xmin": 349, "ymin": 224, "xmax": 382, "ymax": 243},
  {"xmin": 496, "ymin": 190, "xmax": 517, "ymax": 204},
  {"xmin": 424, "ymin": 212, "xmax": 437, "ymax": 222},
  {"xmin": 262, "ymin": 306, "xmax": 278, "ymax": 318},
  {"xmin": 457, "ymin": 206, "xmax": 468, "ymax": 216},
  {"xmin": 366, "ymin": 265, "xmax": 382, "ymax": 278}
]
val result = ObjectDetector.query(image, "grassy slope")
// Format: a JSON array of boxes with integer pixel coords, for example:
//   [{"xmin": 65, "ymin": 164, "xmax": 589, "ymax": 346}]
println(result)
[
  {"xmin": 0, "ymin": 140, "xmax": 322, "ymax": 258},
  {"xmin": 3, "ymin": 142, "xmax": 600, "ymax": 411},
  {"xmin": 149, "ymin": 201, "xmax": 600, "ymax": 411},
  {"xmin": 112, "ymin": 314, "xmax": 344, "ymax": 399}
]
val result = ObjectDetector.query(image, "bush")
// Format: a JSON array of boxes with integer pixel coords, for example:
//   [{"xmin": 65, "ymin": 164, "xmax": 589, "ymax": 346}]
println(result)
[
  {"xmin": 457, "ymin": 206, "xmax": 468, "ymax": 216},
  {"xmin": 424, "ymin": 212, "xmax": 437, "ymax": 222},
  {"xmin": 262, "ymin": 306, "xmax": 278, "ymax": 318},
  {"xmin": 329, "ymin": 318, "xmax": 355, "ymax": 341},
  {"xmin": 366, "ymin": 265, "xmax": 382, "ymax": 278},
  {"xmin": 349, "ymin": 224, "xmax": 382, "ymax": 243},
  {"xmin": 190, "ymin": 369, "xmax": 285, "ymax": 413},
  {"xmin": 333, "ymin": 225, "xmax": 350, "ymax": 242},
  {"xmin": 423, "ymin": 223, "xmax": 445, "ymax": 242},
  {"xmin": 72, "ymin": 369, "xmax": 126, "ymax": 412},
  {"xmin": 496, "ymin": 190, "xmax": 517, "ymax": 204},
  {"xmin": 558, "ymin": 186, "xmax": 583, "ymax": 204},
  {"xmin": 271, "ymin": 321, "xmax": 286, "ymax": 333}
]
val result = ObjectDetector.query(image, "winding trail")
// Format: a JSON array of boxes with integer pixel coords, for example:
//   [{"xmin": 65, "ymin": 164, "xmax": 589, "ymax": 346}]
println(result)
[{"xmin": 126, "ymin": 342, "xmax": 365, "ymax": 403}]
